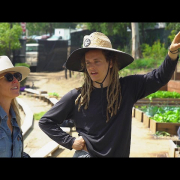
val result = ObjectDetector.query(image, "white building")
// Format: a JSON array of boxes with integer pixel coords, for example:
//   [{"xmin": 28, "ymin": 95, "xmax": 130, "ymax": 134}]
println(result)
[{"xmin": 54, "ymin": 28, "xmax": 74, "ymax": 40}]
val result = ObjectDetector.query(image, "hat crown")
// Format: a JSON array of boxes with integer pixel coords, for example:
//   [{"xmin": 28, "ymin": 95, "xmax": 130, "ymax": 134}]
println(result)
[
  {"xmin": 0, "ymin": 56, "xmax": 14, "ymax": 71},
  {"xmin": 83, "ymin": 32, "xmax": 112, "ymax": 49}
]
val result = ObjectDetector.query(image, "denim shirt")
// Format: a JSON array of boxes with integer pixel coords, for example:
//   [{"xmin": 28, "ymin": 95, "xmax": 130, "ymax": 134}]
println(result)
[{"xmin": 0, "ymin": 105, "xmax": 23, "ymax": 157}]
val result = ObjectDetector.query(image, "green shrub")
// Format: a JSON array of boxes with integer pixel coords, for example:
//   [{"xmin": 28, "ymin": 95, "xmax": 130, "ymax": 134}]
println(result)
[
  {"xmin": 125, "ymin": 58, "xmax": 158, "ymax": 69},
  {"xmin": 15, "ymin": 63, "xmax": 30, "ymax": 68},
  {"xmin": 168, "ymin": 30, "xmax": 177, "ymax": 42},
  {"xmin": 140, "ymin": 40, "xmax": 167, "ymax": 67}
]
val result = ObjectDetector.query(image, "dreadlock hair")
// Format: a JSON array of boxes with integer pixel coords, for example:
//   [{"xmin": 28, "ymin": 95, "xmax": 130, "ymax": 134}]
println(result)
[{"xmin": 75, "ymin": 49, "xmax": 122, "ymax": 122}]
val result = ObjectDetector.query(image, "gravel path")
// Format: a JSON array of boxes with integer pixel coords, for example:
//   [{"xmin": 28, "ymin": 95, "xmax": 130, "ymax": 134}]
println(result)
[{"xmin": 20, "ymin": 95, "xmax": 53, "ymax": 156}]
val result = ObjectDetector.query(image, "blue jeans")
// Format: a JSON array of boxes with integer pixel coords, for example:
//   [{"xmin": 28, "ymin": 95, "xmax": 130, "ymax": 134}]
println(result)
[{"xmin": 73, "ymin": 150, "xmax": 91, "ymax": 158}]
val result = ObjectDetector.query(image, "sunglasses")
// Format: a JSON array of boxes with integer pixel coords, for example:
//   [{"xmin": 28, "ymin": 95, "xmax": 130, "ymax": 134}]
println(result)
[{"xmin": 0, "ymin": 72, "xmax": 22, "ymax": 82}]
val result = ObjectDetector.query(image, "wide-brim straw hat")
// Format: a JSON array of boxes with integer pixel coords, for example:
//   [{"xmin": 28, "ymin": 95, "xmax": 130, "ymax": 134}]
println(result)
[
  {"xmin": 0, "ymin": 56, "xmax": 30, "ymax": 81},
  {"xmin": 65, "ymin": 32, "xmax": 134, "ymax": 72}
]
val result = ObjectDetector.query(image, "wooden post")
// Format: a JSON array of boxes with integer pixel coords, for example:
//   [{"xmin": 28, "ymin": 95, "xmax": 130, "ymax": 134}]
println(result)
[{"xmin": 65, "ymin": 68, "xmax": 67, "ymax": 79}]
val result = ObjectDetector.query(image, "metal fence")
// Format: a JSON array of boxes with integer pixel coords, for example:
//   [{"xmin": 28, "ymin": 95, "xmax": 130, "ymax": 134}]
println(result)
[{"xmin": 36, "ymin": 39, "xmax": 68, "ymax": 72}]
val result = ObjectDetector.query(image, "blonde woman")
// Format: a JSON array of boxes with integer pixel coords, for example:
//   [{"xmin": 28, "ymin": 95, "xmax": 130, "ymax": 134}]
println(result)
[
  {"xmin": 39, "ymin": 32, "xmax": 180, "ymax": 157},
  {"xmin": 0, "ymin": 56, "xmax": 30, "ymax": 157}
]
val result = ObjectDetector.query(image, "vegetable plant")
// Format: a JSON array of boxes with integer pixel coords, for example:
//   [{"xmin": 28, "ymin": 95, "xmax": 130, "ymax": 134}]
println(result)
[
  {"xmin": 139, "ymin": 105, "xmax": 180, "ymax": 123},
  {"xmin": 155, "ymin": 131, "xmax": 170, "ymax": 137},
  {"xmin": 145, "ymin": 91, "xmax": 180, "ymax": 101}
]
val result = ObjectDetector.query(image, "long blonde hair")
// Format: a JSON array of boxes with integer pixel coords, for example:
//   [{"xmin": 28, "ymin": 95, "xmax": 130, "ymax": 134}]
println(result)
[
  {"xmin": 75, "ymin": 50, "xmax": 122, "ymax": 122},
  {"xmin": 11, "ymin": 98, "xmax": 22, "ymax": 129}
]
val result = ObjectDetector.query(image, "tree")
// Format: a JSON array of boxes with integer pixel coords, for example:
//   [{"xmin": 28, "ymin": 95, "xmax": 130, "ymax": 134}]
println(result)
[
  {"xmin": 84, "ymin": 22, "xmax": 156, "ymax": 58},
  {"xmin": 138, "ymin": 22, "xmax": 157, "ymax": 43},
  {"xmin": 26, "ymin": 22, "xmax": 78, "ymax": 36},
  {"xmin": 131, "ymin": 23, "xmax": 140, "ymax": 59},
  {"xmin": 165, "ymin": 22, "xmax": 180, "ymax": 33},
  {"xmin": 0, "ymin": 23, "xmax": 22, "ymax": 58},
  {"xmin": 85, "ymin": 22, "xmax": 130, "ymax": 37},
  {"xmin": 84, "ymin": 22, "xmax": 132, "ymax": 52},
  {"xmin": 165, "ymin": 22, "xmax": 180, "ymax": 42}
]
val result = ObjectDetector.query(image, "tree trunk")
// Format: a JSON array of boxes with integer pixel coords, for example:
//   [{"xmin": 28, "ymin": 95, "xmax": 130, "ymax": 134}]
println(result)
[
  {"xmin": 131, "ymin": 23, "xmax": 140, "ymax": 59},
  {"xmin": 49, "ymin": 23, "xmax": 53, "ymax": 36}
]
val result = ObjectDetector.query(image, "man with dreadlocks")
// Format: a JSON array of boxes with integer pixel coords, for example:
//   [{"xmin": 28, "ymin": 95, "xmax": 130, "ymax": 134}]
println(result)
[{"xmin": 39, "ymin": 31, "xmax": 180, "ymax": 157}]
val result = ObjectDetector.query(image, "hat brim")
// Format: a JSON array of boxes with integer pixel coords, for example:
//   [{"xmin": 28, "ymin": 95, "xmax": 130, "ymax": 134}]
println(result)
[
  {"xmin": 65, "ymin": 47, "xmax": 134, "ymax": 72},
  {"xmin": 0, "ymin": 66, "xmax": 30, "ymax": 81}
]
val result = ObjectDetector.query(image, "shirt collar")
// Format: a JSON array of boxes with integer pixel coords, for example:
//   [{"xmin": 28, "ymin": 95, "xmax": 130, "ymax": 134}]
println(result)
[
  {"xmin": 10, "ymin": 105, "xmax": 19, "ymax": 127},
  {"xmin": 0, "ymin": 105, "xmax": 7, "ymax": 120},
  {"xmin": 10, "ymin": 105, "xmax": 16, "ymax": 119},
  {"xmin": 0, "ymin": 105, "xmax": 18, "ymax": 126}
]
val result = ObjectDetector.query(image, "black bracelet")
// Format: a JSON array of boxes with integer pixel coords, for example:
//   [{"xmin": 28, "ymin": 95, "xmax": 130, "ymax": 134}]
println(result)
[{"xmin": 168, "ymin": 48, "xmax": 179, "ymax": 54}]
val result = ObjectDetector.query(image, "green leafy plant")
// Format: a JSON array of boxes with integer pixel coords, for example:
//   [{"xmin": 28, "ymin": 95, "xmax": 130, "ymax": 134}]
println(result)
[
  {"xmin": 139, "ymin": 105, "xmax": 180, "ymax": 123},
  {"xmin": 155, "ymin": 131, "xmax": 170, "ymax": 137},
  {"xmin": 145, "ymin": 91, "xmax": 180, "ymax": 100},
  {"xmin": 141, "ymin": 40, "xmax": 167, "ymax": 65},
  {"xmin": 168, "ymin": 29, "xmax": 177, "ymax": 42},
  {"xmin": 0, "ymin": 23, "xmax": 22, "ymax": 57},
  {"xmin": 152, "ymin": 109, "xmax": 180, "ymax": 123},
  {"xmin": 33, "ymin": 111, "xmax": 47, "ymax": 120},
  {"xmin": 48, "ymin": 92, "xmax": 59, "ymax": 98}
]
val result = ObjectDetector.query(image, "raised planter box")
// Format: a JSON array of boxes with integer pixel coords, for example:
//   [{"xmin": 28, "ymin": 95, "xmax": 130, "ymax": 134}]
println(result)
[
  {"xmin": 135, "ymin": 98, "xmax": 180, "ymax": 106},
  {"xmin": 159, "ymin": 84, "xmax": 167, "ymax": 91},
  {"xmin": 168, "ymin": 140, "xmax": 180, "ymax": 157},
  {"xmin": 134, "ymin": 108, "xmax": 143, "ymax": 122},
  {"xmin": 168, "ymin": 80, "xmax": 180, "ymax": 94},
  {"xmin": 149, "ymin": 119, "xmax": 180, "ymax": 135},
  {"xmin": 143, "ymin": 113, "xmax": 151, "ymax": 128},
  {"xmin": 132, "ymin": 107, "xmax": 135, "ymax": 117}
]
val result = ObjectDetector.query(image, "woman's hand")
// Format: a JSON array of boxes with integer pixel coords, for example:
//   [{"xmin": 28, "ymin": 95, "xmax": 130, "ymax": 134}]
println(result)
[
  {"xmin": 72, "ymin": 136, "xmax": 86, "ymax": 150},
  {"xmin": 168, "ymin": 31, "xmax": 180, "ymax": 60}
]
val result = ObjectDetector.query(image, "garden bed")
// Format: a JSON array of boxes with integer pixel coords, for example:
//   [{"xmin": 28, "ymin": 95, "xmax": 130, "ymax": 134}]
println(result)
[
  {"xmin": 135, "ymin": 90, "xmax": 180, "ymax": 106},
  {"xmin": 135, "ymin": 97, "xmax": 180, "ymax": 106},
  {"xmin": 143, "ymin": 113, "xmax": 151, "ymax": 128},
  {"xmin": 134, "ymin": 105, "xmax": 180, "ymax": 136},
  {"xmin": 132, "ymin": 107, "xmax": 135, "ymax": 117},
  {"xmin": 150, "ymin": 119, "xmax": 180, "ymax": 135},
  {"xmin": 168, "ymin": 80, "xmax": 180, "ymax": 94},
  {"xmin": 168, "ymin": 140, "xmax": 180, "ymax": 157},
  {"xmin": 134, "ymin": 108, "xmax": 143, "ymax": 122}
]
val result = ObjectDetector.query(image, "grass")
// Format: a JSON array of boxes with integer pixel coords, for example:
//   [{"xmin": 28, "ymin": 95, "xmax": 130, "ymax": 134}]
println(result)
[
  {"xmin": 34, "ymin": 111, "xmax": 47, "ymax": 120},
  {"xmin": 48, "ymin": 92, "xmax": 60, "ymax": 98}
]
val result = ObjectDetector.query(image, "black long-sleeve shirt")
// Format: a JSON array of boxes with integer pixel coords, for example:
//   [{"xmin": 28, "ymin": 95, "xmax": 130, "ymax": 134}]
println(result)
[{"xmin": 39, "ymin": 54, "xmax": 178, "ymax": 157}]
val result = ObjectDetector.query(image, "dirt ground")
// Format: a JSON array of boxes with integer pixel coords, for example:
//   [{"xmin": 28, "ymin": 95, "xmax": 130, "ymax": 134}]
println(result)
[
  {"xmin": 21, "ymin": 70, "xmax": 179, "ymax": 157},
  {"xmin": 25, "ymin": 70, "xmax": 83, "ymax": 97},
  {"xmin": 22, "ymin": 70, "xmax": 83, "ymax": 156}
]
